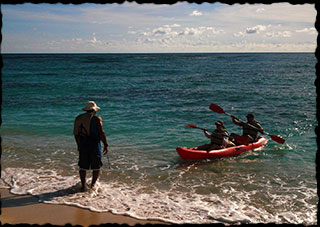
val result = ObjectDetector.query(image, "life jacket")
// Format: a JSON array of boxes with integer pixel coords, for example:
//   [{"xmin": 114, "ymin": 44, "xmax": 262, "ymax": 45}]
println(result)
[
  {"xmin": 210, "ymin": 129, "xmax": 227, "ymax": 146},
  {"xmin": 242, "ymin": 120, "xmax": 261, "ymax": 140}
]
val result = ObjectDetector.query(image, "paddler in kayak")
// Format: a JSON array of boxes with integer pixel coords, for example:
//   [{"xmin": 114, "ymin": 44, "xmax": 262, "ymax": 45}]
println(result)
[
  {"xmin": 197, "ymin": 120, "xmax": 235, "ymax": 151},
  {"xmin": 231, "ymin": 113, "xmax": 265, "ymax": 142}
]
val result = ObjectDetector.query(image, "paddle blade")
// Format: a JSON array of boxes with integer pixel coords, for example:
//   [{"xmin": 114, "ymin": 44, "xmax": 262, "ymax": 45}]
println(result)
[
  {"xmin": 270, "ymin": 134, "xmax": 285, "ymax": 144},
  {"xmin": 185, "ymin": 124, "xmax": 198, "ymax": 128},
  {"xmin": 209, "ymin": 103, "xmax": 225, "ymax": 114}
]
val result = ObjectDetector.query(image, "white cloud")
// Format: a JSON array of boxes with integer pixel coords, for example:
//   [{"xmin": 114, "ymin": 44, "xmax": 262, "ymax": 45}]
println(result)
[
  {"xmin": 71, "ymin": 38, "xmax": 83, "ymax": 42},
  {"xmin": 179, "ymin": 27, "xmax": 208, "ymax": 36},
  {"xmin": 265, "ymin": 31, "xmax": 291, "ymax": 38},
  {"xmin": 90, "ymin": 36, "xmax": 97, "ymax": 43},
  {"xmin": 142, "ymin": 31, "xmax": 151, "ymax": 36},
  {"xmin": 137, "ymin": 36, "xmax": 173, "ymax": 47},
  {"xmin": 256, "ymin": 8, "xmax": 265, "ymax": 13},
  {"xmin": 143, "ymin": 38, "xmax": 158, "ymax": 44},
  {"xmin": 153, "ymin": 27, "xmax": 172, "ymax": 36},
  {"xmin": 206, "ymin": 27, "xmax": 224, "ymax": 35},
  {"xmin": 138, "ymin": 24, "xmax": 182, "ymax": 37},
  {"xmin": 190, "ymin": 10, "xmax": 202, "ymax": 16},
  {"xmin": 166, "ymin": 24, "xmax": 181, "ymax": 28},
  {"xmin": 134, "ymin": 24, "xmax": 224, "ymax": 49},
  {"xmin": 148, "ymin": 26, "xmax": 178, "ymax": 37},
  {"xmin": 295, "ymin": 27, "xmax": 317, "ymax": 35},
  {"xmin": 246, "ymin": 27, "xmax": 258, "ymax": 34},
  {"xmin": 233, "ymin": 32, "xmax": 245, "ymax": 37},
  {"xmin": 89, "ymin": 33, "xmax": 101, "ymax": 44},
  {"xmin": 139, "ymin": 25, "xmax": 220, "ymax": 39},
  {"xmin": 246, "ymin": 25, "xmax": 267, "ymax": 34}
]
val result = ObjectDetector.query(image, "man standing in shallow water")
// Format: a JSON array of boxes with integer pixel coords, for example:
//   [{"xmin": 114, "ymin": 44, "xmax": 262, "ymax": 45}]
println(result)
[{"xmin": 73, "ymin": 101, "xmax": 109, "ymax": 192}]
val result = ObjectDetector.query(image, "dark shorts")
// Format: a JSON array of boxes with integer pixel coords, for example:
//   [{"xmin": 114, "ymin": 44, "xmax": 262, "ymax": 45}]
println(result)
[{"xmin": 78, "ymin": 142, "xmax": 102, "ymax": 170}]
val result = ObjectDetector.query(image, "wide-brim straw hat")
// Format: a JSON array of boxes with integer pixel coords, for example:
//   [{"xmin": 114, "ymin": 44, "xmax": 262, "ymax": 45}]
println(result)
[{"xmin": 82, "ymin": 101, "xmax": 100, "ymax": 111}]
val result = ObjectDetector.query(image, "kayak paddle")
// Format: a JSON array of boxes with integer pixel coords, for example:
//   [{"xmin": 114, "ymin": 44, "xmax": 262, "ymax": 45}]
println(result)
[
  {"xmin": 185, "ymin": 124, "xmax": 206, "ymax": 131},
  {"xmin": 209, "ymin": 103, "xmax": 286, "ymax": 144},
  {"xmin": 185, "ymin": 124, "xmax": 251, "ymax": 145}
]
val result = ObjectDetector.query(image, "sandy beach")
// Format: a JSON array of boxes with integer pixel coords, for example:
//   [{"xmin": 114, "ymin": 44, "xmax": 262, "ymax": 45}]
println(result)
[{"xmin": 0, "ymin": 189, "xmax": 169, "ymax": 226}]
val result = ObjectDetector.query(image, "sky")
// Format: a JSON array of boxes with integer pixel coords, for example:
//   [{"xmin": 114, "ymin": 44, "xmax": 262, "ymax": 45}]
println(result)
[{"xmin": 1, "ymin": 2, "xmax": 317, "ymax": 53}]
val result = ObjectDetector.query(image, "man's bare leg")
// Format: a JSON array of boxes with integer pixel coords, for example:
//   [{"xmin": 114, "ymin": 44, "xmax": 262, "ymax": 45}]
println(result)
[
  {"xmin": 79, "ymin": 169, "xmax": 87, "ymax": 192},
  {"xmin": 91, "ymin": 169, "xmax": 101, "ymax": 188}
]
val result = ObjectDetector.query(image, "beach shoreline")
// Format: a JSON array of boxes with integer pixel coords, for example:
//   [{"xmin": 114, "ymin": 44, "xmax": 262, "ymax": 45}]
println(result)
[{"xmin": 0, "ymin": 188, "xmax": 170, "ymax": 226}]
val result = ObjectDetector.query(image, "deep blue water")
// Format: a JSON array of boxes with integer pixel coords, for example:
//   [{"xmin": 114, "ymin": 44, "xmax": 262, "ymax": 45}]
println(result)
[{"xmin": 0, "ymin": 53, "xmax": 317, "ymax": 224}]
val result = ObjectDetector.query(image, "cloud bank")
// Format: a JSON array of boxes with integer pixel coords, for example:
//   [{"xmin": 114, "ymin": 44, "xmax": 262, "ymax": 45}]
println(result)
[{"xmin": 1, "ymin": 2, "xmax": 316, "ymax": 53}]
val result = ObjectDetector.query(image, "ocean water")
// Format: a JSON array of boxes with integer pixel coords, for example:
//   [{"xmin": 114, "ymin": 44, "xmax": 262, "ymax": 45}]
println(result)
[{"xmin": 0, "ymin": 53, "xmax": 317, "ymax": 224}]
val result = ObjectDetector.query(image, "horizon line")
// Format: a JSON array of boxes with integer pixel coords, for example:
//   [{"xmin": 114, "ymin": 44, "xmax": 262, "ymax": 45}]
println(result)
[{"xmin": 1, "ymin": 51, "xmax": 315, "ymax": 55}]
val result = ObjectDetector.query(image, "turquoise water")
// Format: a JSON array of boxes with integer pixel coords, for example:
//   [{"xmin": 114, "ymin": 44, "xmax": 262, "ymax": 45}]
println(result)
[{"xmin": 1, "ymin": 53, "xmax": 317, "ymax": 224}]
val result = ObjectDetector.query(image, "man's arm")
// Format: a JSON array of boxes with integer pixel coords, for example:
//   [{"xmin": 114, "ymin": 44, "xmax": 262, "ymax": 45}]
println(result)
[
  {"xmin": 74, "ymin": 117, "xmax": 80, "ymax": 151},
  {"xmin": 97, "ymin": 116, "xmax": 109, "ymax": 154},
  {"xmin": 74, "ymin": 135, "xmax": 80, "ymax": 151},
  {"xmin": 254, "ymin": 122, "xmax": 265, "ymax": 134},
  {"xmin": 231, "ymin": 115, "xmax": 242, "ymax": 126},
  {"xmin": 203, "ymin": 129, "xmax": 211, "ymax": 139}
]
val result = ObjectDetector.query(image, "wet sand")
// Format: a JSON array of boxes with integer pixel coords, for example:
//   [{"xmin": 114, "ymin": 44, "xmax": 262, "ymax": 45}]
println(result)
[{"xmin": 0, "ymin": 188, "xmax": 169, "ymax": 226}]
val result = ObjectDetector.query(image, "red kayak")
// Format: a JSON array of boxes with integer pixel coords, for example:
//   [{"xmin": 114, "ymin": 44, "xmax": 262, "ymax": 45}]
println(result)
[{"xmin": 176, "ymin": 137, "xmax": 268, "ymax": 160}]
